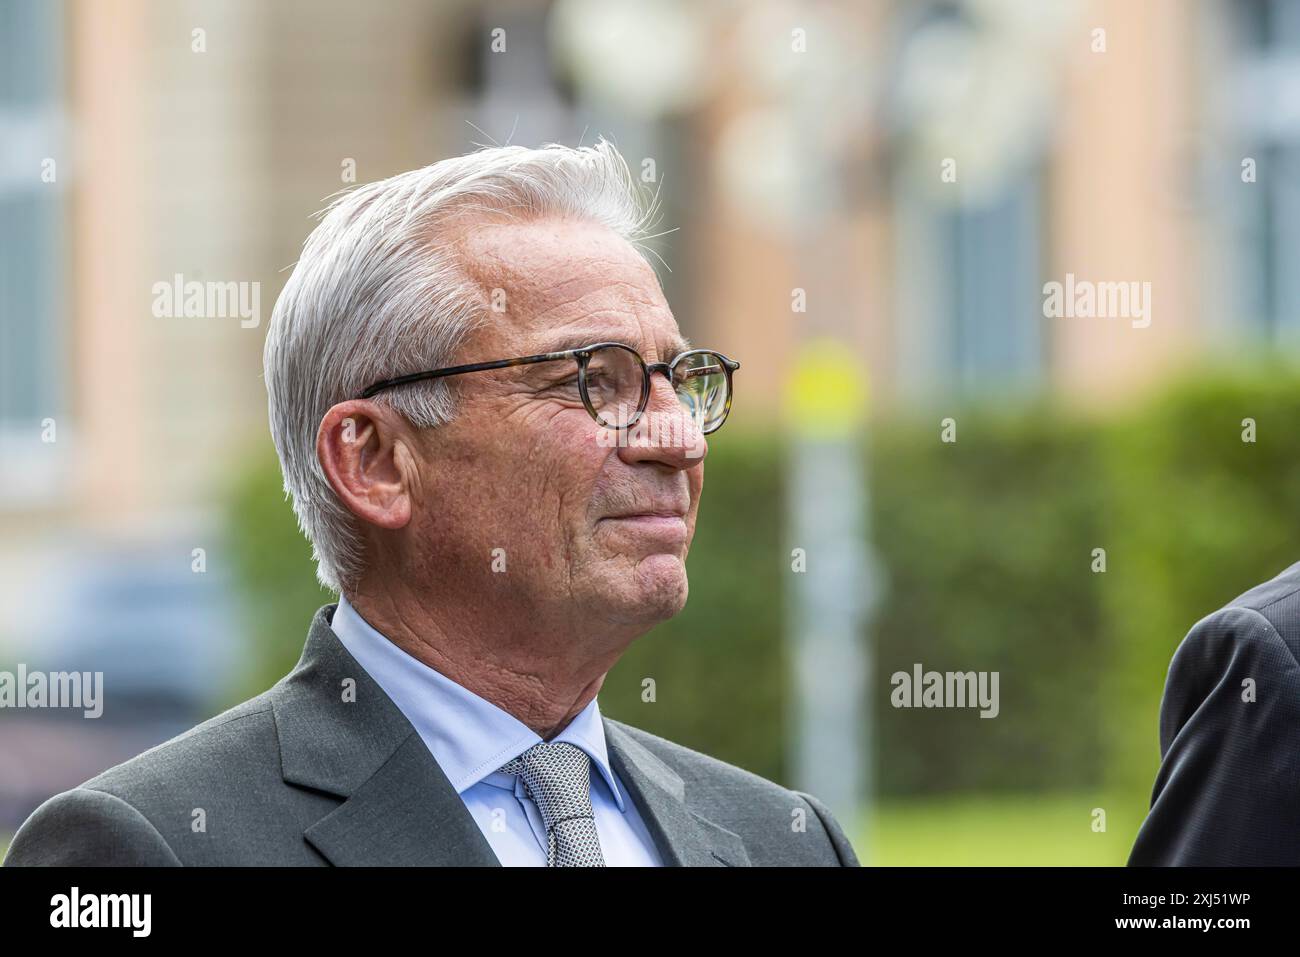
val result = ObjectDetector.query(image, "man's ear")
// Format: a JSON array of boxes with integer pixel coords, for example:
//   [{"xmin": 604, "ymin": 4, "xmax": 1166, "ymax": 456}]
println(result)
[{"xmin": 316, "ymin": 400, "xmax": 415, "ymax": 530}]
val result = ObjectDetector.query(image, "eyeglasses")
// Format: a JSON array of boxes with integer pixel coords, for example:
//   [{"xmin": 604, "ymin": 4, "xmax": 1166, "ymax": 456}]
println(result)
[{"xmin": 359, "ymin": 341, "xmax": 740, "ymax": 434}]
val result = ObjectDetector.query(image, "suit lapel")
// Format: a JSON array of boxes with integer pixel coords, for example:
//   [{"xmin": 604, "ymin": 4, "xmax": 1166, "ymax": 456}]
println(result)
[
  {"xmin": 272, "ymin": 604, "xmax": 500, "ymax": 867},
  {"xmin": 604, "ymin": 718, "xmax": 751, "ymax": 866},
  {"xmin": 303, "ymin": 732, "xmax": 499, "ymax": 866}
]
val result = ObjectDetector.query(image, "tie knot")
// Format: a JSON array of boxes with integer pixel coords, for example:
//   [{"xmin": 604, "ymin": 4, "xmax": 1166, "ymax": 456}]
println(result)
[{"xmin": 497, "ymin": 741, "xmax": 592, "ymax": 818}]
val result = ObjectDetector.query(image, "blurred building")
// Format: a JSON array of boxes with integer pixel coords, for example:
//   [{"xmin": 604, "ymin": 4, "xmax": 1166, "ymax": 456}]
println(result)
[{"xmin": 2, "ymin": 0, "xmax": 1298, "ymax": 826}]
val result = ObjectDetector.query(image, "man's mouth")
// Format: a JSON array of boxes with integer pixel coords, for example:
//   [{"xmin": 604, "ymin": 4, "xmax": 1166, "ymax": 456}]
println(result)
[{"xmin": 597, "ymin": 509, "xmax": 689, "ymax": 540}]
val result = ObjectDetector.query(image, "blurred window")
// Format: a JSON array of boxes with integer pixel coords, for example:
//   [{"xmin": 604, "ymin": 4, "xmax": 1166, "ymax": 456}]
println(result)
[
  {"xmin": 936, "ymin": 176, "xmax": 1044, "ymax": 392},
  {"xmin": 1230, "ymin": 0, "xmax": 1300, "ymax": 339},
  {"xmin": 0, "ymin": 0, "xmax": 66, "ymax": 500},
  {"xmin": 891, "ymin": 2, "xmax": 1046, "ymax": 396}
]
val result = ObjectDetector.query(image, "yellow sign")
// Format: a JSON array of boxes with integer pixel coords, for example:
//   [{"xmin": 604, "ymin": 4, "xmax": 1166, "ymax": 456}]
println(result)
[{"xmin": 784, "ymin": 338, "xmax": 868, "ymax": 436}]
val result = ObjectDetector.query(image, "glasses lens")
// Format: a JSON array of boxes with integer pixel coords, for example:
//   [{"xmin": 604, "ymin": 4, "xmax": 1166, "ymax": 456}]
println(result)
[
  {"xmin": 673, "ymin": 352, "xmax": 731, "ymax": 433},
  {"xmin": 583, "ymin": 345, "xmax": 647, "ymax": 428}
]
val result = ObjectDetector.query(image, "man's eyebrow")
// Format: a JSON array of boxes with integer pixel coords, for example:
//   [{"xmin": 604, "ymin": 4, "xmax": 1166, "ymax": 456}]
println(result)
[
  {"xmin": 669, "ymin": 334, "xmax": 693, "ymax": 358},
  {"xmin": 533, "ymin": 334, "xmax": 630, "ymax": 355}
]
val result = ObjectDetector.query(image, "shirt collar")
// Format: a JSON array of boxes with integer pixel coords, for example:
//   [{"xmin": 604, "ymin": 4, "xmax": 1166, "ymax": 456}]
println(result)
[{"xmin": 329, "ymin": 595, "xmax": 626, "ymax": 811}]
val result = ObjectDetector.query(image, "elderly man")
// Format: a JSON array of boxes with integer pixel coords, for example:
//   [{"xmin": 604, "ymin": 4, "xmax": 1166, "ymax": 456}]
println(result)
[{"xmin": 5, "ymin": 141, "xmax": 859, "ymax": 867}]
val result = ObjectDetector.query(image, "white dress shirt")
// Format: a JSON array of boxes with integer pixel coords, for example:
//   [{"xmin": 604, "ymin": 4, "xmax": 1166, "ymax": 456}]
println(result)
[{"xmin": 329, "ymin": 594, "xmax": 663, "ymax": 866}]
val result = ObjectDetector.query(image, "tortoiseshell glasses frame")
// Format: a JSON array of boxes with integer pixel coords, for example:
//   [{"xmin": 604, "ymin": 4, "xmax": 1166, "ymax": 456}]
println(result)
[{"xmin": 358, "ymin": 341, "xmax": 740, "ymax": 435}]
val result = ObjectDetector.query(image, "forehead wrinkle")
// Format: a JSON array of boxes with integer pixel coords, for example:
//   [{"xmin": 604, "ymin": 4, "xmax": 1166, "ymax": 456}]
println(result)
[
  {"xmin": 464, "ymin": 258, "xmax": 661, "ymax": 344},
  {"xmin": 528, "ymin": 279, "xmax": 660, "ymax": 327},
  {"xmin": 451, "ymin": 218, "xmax": 679, "ymax": 359}
]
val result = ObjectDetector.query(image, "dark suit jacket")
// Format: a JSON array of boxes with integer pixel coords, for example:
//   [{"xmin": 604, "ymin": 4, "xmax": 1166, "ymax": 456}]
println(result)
[
  {"xmin": 5, "ymin": 604, "xmax": 859, "ymax": 867},
  {"xmin": 1129, "ymin": 561, "xmax": 1300, "ymax": 865}
]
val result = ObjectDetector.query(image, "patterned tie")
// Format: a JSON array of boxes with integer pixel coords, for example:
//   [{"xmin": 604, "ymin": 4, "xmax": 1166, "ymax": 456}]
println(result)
[{"xmin": 497, "ymin": 741, "xmax": 607, "ymax": 867}]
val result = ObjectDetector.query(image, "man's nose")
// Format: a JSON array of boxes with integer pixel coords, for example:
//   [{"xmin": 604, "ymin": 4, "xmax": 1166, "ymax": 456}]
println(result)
[{"xmin": 614, "ymin": 370, "xmax": 708, "ymax": 469}]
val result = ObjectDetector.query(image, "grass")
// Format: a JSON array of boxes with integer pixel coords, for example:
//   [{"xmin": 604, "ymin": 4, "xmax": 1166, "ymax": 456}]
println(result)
[{"xmin": 853, "ymin": 792, "xmax": 1147, "ymax": 866}]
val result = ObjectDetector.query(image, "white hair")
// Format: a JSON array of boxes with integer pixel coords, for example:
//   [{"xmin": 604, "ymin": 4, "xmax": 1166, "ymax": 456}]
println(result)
[{"xmin": 263, "ymin": 138, "xmax": 664, "ymax": 594}]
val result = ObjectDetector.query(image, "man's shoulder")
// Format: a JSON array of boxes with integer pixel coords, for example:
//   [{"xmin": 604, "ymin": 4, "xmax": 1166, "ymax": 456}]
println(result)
[
  {"xmin": 603, "ymin": 716, "xmax": 860, "ymax": 866},
  {"xmin": 4, "ymin": 689, "xmax": 295, "ymax": 866},
  {"xmin": 84, "ymin": 691, "xmax": 279, "ymax": 797},
  {"xmin": 604, "ymin": 716, "xmax": 794, "ymax": 798},
  {"xmin": 1133, "ymin": 562, "xmax": 1300, "ymax": 864},
  {"xmin": 1194, "ymin": 560, "xmax": 1300, "ymax": 666},
  {"xmin": 1224, "ymin": 560, "xmax": 1300, "ymax": 621},
  {"xmin": 1154, "ymin": 562, "xmax": 1300, "ymax": 767}
]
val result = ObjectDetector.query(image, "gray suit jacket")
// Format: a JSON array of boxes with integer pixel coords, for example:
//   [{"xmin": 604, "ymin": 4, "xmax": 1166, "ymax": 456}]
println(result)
[{"xmin": 5, "ymin": 604, "xmax": 859, "ymax": 867}]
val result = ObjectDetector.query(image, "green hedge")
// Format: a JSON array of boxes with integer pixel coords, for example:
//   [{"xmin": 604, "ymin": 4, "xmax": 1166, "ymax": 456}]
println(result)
[
  {"xmin": 225, "ymin": 453, "xmax": 337, "ymax": 703},
  {"xmin": 1098, "ymin": 369, "xmax": 1300, "ymax": 797},
  {"xmin": 222, "ymin": 366, "xmax": 1300, "ymax": 804},
  {"xmin": 870, "ymin": 408, "xmax": 1108, "ymax": 796}
]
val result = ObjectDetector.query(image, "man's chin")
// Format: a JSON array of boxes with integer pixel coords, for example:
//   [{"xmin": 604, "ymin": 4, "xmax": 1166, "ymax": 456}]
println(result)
[{"xmin": 601, "ymin": 555, "xmax": 689, "ymax": 624}]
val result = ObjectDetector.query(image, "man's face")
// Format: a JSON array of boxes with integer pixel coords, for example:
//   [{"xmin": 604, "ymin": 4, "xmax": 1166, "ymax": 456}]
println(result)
[{"xmin": 405, "ymin": 216, "xmax": 707, "ymax": 633}]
